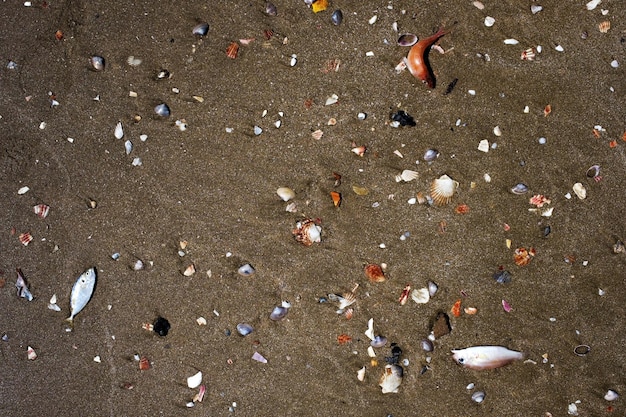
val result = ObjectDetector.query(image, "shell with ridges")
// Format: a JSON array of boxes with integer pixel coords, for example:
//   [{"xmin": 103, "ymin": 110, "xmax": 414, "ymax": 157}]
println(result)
[{"xmin": 430, "ymin": 174, "xmax": 459, "ymax": 205}]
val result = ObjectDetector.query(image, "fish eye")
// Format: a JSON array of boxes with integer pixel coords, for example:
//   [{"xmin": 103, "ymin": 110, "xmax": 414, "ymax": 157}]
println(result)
[{"xmin": 457, "ymin": 358, "xmax": 464, "ymax": 364}]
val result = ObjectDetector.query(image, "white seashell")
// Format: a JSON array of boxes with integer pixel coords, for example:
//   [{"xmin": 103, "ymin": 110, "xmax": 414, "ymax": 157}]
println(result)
[
  {"xmin": 483, "ymin": 173, "xmax": 492, "ymax": 183},
  {"xmin": 276, "ymin": 187, "xmax": 295, "ymax": 201},
  {"xmin": 493, "ymin": 126, "xmax": 502, "ymax": 136},
  {"xmin": 93, "ymin": 355, "xmax": 102, "ymax": 363},
  {"xmin": 530, "ymin": 5, "xmax": 543, "ymax": 14},
  {"xmin": 477, "ymin": 139, "xmax": 490, "ymax": 152},
  {"xmin": 473, "ymin": 1, "xmax": 484, "ymax": 10},
  {"xmin": 368, "ymin": 15, "xmax": 377, "ymax": 25},
  {"xmin": 427, "ymin": 281, "xmax": 439, "ymax": 297},
  {"xmin": 252, "ymin": 351, "xmax": 267, "ymax": 363},
  {"xmin": 503, "ymin": 39, "xmax": 519, "ymax": 45},
  {"xmin": 541, "ymin": 207, "xmax": 554, "ymax": 217},
  {"xmin": 18, "ymin": 186, "xmax": 30, "ymax": 195},
  {"xmin": 183, "ymin": 264, "xmax": 196, "ymax": 276},
  {"xmin": 379, "ymin": 364, "xmax": 403, "ymax": 393},
  {"xmin": 50, "ymin": 294, "xmax": 57, "ymax": 304},
  {"xmin": 325, "ymin": 94, "xmax": 339, "ymax": 106},
  {"xmin": 187, "ymin": 371, "xmax": 202, "ymax": 388},
  {"xmin": 573, "ymin": 183, "xmax": 586, "ymax": 200},
  {"xmin": 398, "ymin": 169, "xmax": 419, "ymax": 182},
  {"xmin": 48, "ymin": 302, "xmax": 61, "ymax": 311},
  {"xmin": 124, "ymin": 140, "xmax": 133, "ymax": 155},
  {"xmin": 132, "ymin": 157, "xmax": 142, "ymax": 166},
  {"xmin": 357, "ymin": 366, "xmax": 366, "ymax": 381},
  {"xmin": 568, "ymin": 403, "xmax": 578, "ymax": 416},
  {"xmin": 253, "ymin": 126, "xmax": 263, "ymax": 136},
  {"xmin": 27, "ymin": 346, "xmax": 37, "ymax": 360},
  {"xmin": 554, "ymin": 44, "xmax": 564, "ymax": 52},
  {"xmin": 430, "ymin": 174, "xmax": 459, "ymax": 205},
  {"xmin": 127, "ymin": 56, "xmax": 142, "ymax": 66},
  {"xmin": 472, "ymin": 391, "xmax": 486, "ymax": 403},
  {"xmin": 365, "ymin": 318, "xmax": 375, "ymax": 341},
  {"xmin": 196, "ymin": 317, "xmax": 207, "ymax": 325},
  {"xmin": 484, "ymin": 16, "xmax": 495, "ymax": 27},
  {"xmin": 114, "ymin": 122, "xmax": 124, "ymax": 139},
  {"xmin": 604, "ymin": 389, "xmax": 619, "ymax": 401},
  {"xmin": 238, "ymin": 263, "xmax": 255, "ymax": 276},
  {"xmin": 586, "ymin": 0, "xmax": 601, "ymax": 10},
  {"xmin": 411, "ymin": 288, "xmax": 430, "ymax": 304},
  {"xmin": 367, "ymin": 346, "xmax": 376, "ymax": 357}
]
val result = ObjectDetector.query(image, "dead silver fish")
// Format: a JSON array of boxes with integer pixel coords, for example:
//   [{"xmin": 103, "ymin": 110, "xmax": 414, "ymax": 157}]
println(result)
[
  {"xmin": 451, "ymin": 345, "xmax": 524, "ymax": 370},
  {"xmin": 16, "ymin": 268, "xmax": 34, "ymax": 301},
  {"xmin": 66, "ymin": 267, "xmax": 97, "ymax": 327},
  {"xmin": 379, "ymin": 364, "xmax": 403, "ymax": 393}
]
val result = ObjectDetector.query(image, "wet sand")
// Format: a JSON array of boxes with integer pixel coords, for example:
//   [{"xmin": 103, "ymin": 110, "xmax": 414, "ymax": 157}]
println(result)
[{"xmin": 1, "ymin": 1, "xmax": 625, "ymax": 416}]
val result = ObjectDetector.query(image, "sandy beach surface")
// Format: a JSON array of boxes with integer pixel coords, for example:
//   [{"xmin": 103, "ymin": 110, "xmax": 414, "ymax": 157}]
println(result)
[{"xmin": 1, "ymin": 1, "xmax": 625, "ymax": 416}]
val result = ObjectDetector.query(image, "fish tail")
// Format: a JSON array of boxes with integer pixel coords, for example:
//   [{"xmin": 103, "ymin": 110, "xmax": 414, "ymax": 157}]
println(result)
[{"xmin": 65, "ymin": 317, "xmax": 74, "ymax": 330}]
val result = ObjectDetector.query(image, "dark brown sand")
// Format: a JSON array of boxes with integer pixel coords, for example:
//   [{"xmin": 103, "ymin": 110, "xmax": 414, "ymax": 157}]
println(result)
[{"xmin": 1, "ymin": 1, "xmax": 625, "ymax": 416}]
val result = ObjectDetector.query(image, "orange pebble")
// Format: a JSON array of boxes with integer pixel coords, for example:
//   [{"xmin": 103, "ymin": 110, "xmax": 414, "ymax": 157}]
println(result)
[{"xmin": 451, "ymin": 299, "xmax": 462, "ymax": 317}]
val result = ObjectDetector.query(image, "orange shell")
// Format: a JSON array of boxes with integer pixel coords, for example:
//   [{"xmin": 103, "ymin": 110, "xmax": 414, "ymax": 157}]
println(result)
[
  {"xmin": 543, "ymin": 104, "xmax": 552, "ymax": 117},
  {"xmin": 609, "ymin": 140, "xmax": 617, "ymax": 148},
  {"xmin": 514, "ymin": 247, "xmax": 535, "ymax": 266},
  {"xmin": 454, "ymin": 204, "xmax": 470, "ymax": 214},
  {"xmin": 226, "ymin": 42, "xmax": 239, "ymax": 59},
  {"xmin": 451, "ymin": 299, "xmax": 462, "ymax": 317},
  {"xmin": 330, "ymin": 191, "xmax": 341, "ymax": 207},
  {"xmin": 364, "ymin": 264, "xmax": 385, "ymax": 283},
  {"xmin": 311, "ymin": 0, "xmax": 328, "ymax": 13},
  {"xmin": 139, "ymin": 356, "xmax": 151, "ymax": 370},
  {"xmin": 337, "ymin": 334, "xmax": 352, "ymax": 345}
]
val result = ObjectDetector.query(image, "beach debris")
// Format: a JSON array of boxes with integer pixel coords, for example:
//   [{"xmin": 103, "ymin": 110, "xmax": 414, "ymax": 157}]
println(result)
[
  {"xmin": 325, "ymin": 94, "xmax": 338, "ymax": 105},
  {"xmin": 423, "ymin": 149, "xmax": 440, "ymax": 162},
  {"xmin": 604, "ymin": 390, "xmax": 619, "ymax": 401},
  {"xmin": 586, "ymin": 0, "xmax": 601, "ymax": 10},
  {"xmin": 428, "ymin": 281, "xmax": 438, "ymax": 297},
  {"xmin": 379, "ymin": 364, "xmax": 403, "ymax": 393},
  {"xmin": 451, "ymin": 346, "xmax": 524, "ymax": 370},
  {"xmin": 327, "ymin": 286, "xmax": 357, "ymax": 313},
  {"xmin": 311, "ymin": 0, "xmax": 328, "ymax": 13},
  {"xmin": 455, "ymin": 204, "xmax": 470, "ymax": 214},
  {"xmin": 493, "ymin": 269, "xmax": 512, "ymax": 284},
  {"xmin": 574, "ymin": 344, "xmax": 590, "ymax": 356},
  {"xmin": 193, "ymin": 385, "xmax": 206, "ymax": 403},
  {"xmin": 196, "ymin": 317, "xmax": 207, "ymax": 326},
  {"xmin": 398, "ymin": 284, "xmax": 411, "ymax": 305},
  {"xmin": 504, "ymin": 39, "xmax": 519, "ymax": 45},
  {"xmin": 586, "ymin": 164, "xmax": 601, "ymax": 181},
  {"xmin": 573, "ymin": 183, "xmax": 586, "ymax": 200},
  {"xmin": 331, "ymin": 9, "xmax": 342, "ymax": 25},
  {"xmin": 252, "ymin": 351, "xmax": 267, "ymax": 363},
  {"xmin": 139, "ymin": 356, "xmax": 151, "ymax": 370},
  {"xmin": 510, "ymin": 183, "xmax": 529, "ymax": 195},
  {"xmin": 187, "ymin": 371, "xmax": 202, "ymax": 389},
  {"xmin": 371, "ymin": 335, "xmax": 388, "ymax": 348},
  {"xmin": 19, "ymin": 232, "xmax": 33, "ymax": 246},
  {"xmin": 430, "ymin": 175, "xmax": 459, "ymax": 205},
  {"xmin": 613, "ymin": 239, "xmax": 625, "ymax": 254},
  {"xmin": 154, "ymin": 103, "xmax": 171, "ymax": 117},
  {"xmin": 269, "ymin": 301, "xmax": 291, "ymax": 320},
  {"xmin": 477, "ymin": 139, "xmax": 489, "ymax": 152},
  {"xmin": 16, "ymin": 269, "xmax": 34, "ymax": 301},
  {"xmin": 472, "ymin": 391, "xmax": 486, "ymax": 403},
  {"xmin": 276, "ymin": 187, "xmax": 295, "ymax": 201},
  {"xmin": 152, "ymin": 316, "xmax": 171, "ymax": 336},
  {"xmin": 17, "ymin": 186, "xmax": 30, "ymax": 195},
  {"xmin": 397, "ymin": 33, "xmax": 418, "ymax": 47},
  {"xmin": 484, "ymin": 16, "xmax": 495, "ymax": 27},
  {"xmin": 514, "ymin": 247, "xmax": 536, "ymax": 266},
  {"xmin": 365, "ymin": 318, "xmax": 375, "ymax": 341},
  {"xmin": 33, "ymin": 204, "xmax": 50, "ymax": 219},
  {"xmin": 330, "ymin": 191, "xmax": 341, "ymax": 207},
  {"xmin": 292, "ymin": 218, "xmax": 322, "ymax": 246},
  {"xmin": 311, "ymin": 129, "xmax": 323, "ymax": 140},
  {"xmin": 521, "ymin": 48, "xmax": 536, "ymax": 60},
  {"xmin": 598, "ymin": 21, "xmax": 610, "ymax": 33},
  {"xmin": 411, "ymin": 287, "xmax": 430, "ymax": 304},
  {"xmin": 404, "ymin": 27, "xmax": 448, "ymax": 88},
  {"xmin": 192, "ymin": 22, "xmax": 209, "ymax": 37},
  {"xmin": 124, "ymin": 140, "xmax": 132, "ymax": 155},
  {"xmin": 357, "ymin": 366, "xmax": 366, "ymax": 381},
  {"xmin": 502, "ymin": 299, "xmax": 512, "ymax": 312},
  {"xmin": 364, "ymin": 263, "xmax": 385, "ymax": 283},
  {"xmin": 351, "ymin": 144, "xmax": 366, "ymax": 156},
  {"xmin": 226, "ymin": 42, "xmax": 239, "ymax": 59},
  {"xmin": 464, "ymin": 307, "xmax": 478, "ymax": 315},
  {"xmin": 337, "ymin": 334, "xmax": 352, "ymax": 344},
  {"xmin": 529, "ymin": 194, "xmax": 551, "ymax": 207},
  {"xmin": 66, "ymin": 267, "xmax": 97, "ymax": 328},
  {"xmin": 451, "ymin": 299, "xmax": 462, "ymax": 317},
  {"xmin": 352, "ymin": 185, "xmax": 369, "ymax": 195},
  {"xmin": 432, "ymin": 311, "xmax": 452, "ymax": 338},
  {"xmin": 48, "ymin": 294, "xmax": 61, "ymax": 311},
  {"xmin": 114, "ymin": 121, "xmax": 124, "ymax": 139},
  {"xmin": 236, "ymin": 323, "xmax": 254, "ymax": 336},
  {"xmin": 183, "ymin": 264, "xmax": 196, "ymax": 277},
  {"xmin": 27, "ymin": 346, "xmax": 37, "ymax": 360},
  {"xmin": 89, "ymin": 55, "xmax": 105, "ymax": 71},
  {"xmin": 420, "ymin": 339, "xmax": 434, "ymax": 352},
  {"xmin": 238, "ymin": 263, "xmax": 255, "ymax": 277},
  {"xmin": 389, "ymin": 110, "xmax": 416, "ymax": 127}
]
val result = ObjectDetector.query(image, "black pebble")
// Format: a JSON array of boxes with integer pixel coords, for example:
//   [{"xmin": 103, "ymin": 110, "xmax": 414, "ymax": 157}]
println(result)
[
  {"xmin": 543, "ymin": 225, "xmax": 551, "ymax": 237},
  {"xmin": 390, "ymin": 110, "xmax": 416, "ymax": 127},
  {"xmin": 153, "ymin": 316, "xmax": 171, "ymax": 336}
]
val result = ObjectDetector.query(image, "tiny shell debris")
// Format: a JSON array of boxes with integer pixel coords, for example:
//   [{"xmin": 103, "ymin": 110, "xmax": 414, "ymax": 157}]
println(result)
[
  {"xmin": 503, "ymin": 39, "xmax": 519, "ymax": 45},
  {"xmin": 530, "ymin": 4, "xmax": 543, "ymax": 14},
  {"xmin": 252, "ymin": 351, "xmax": 268, "ymax": 363},
  {"xmin": 311, "ymin": 129, "xmax": 324, "ymax": 140},
  {"xmin": 396, "ymin": 169, "xmax": 419, "ymax": 182},
  {"xmin": 514, "ymin": 247, "xmax": 536, "ymax": 266},
  {"xmin": 33, "ymin": 204, "xmax": 50, "ymax": 219},
  {"xmin": 27, "ymin": 346, "xmax": 37, "ymax": 360},
  {"xmin": 292, "ymin": 219, "xmax": 322, "ymax": 246},
  {"xmin": 472, "ymin": 391, "xmax": 486, "ymax": 403},
  {"xmin": 586, "ymin": 0, "xmax": 601, "ymax": 10},
  {"xmin": 238, "ymin": 263, "xmax": 255, "ymax": 277},
  {"xmin": 604, "ymin": 390, "xmax": 619, "ymax": 401},
  {"xmin": 573, "ymin": 183, "xmax": 586, "ymax": 200},
  {"xmin": 19, "ymin": 232, "xmax": 33, "ymax": 246},
  {"xmin": 187, "ymin": 371, "xmax": 202, "ymax": 389},
  {"xmin": 598, "ymin": 21, "xmax": 610, "ymax": 33},
  {"xmin": 477, "ymin": 139, "xmax": 489, "ymax": 153}
]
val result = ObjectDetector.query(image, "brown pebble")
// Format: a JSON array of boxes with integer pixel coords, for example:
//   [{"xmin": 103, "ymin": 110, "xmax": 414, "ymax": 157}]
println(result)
[{"xmin": 432, "ymin": 311, "xmax": 452, "ymax": 338}]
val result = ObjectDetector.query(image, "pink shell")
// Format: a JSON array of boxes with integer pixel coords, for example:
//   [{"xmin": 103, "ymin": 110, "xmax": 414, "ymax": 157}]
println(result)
[{"xmin": 502, "ymin": 299, "xmax": 512, "ymax": 312}]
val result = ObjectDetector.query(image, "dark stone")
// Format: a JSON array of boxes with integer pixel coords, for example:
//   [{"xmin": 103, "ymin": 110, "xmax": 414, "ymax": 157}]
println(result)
[{"xmin": 153, "ymin": 316, "xmax": 171, "ymax": 336}]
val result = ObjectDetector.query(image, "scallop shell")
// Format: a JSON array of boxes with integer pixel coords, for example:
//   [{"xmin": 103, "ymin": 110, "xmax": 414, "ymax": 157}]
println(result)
[
  {"xmin": 573, "ymin": 183, "xmax": 586, "ymax": 200},
  {"xmin": 396, "ymin": 169, "xmax": 419, "ymax": 182},
  {"xmin": 364, "ymin": 264, "xmax": 385, "ymax": 282},
  {"xmin": 293, "ymin": 219, "xmax": 321, "ymax": 246},
  {"xmin": 379, "ymin": 364, "xmax": 403, "ymax": 394},
  {"xmin": 430, "ymin": 175, "xmax": 459, "ymax": 205},
  {"xmin": 337, "ymin": 291, "xmax": 356, "ymax": 310}
]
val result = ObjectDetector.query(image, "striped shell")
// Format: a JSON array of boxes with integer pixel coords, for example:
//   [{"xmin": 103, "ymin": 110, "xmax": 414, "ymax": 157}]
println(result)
[{"xmin": 430, "ymin": 175, "xmax": 459, "ymax": 205}]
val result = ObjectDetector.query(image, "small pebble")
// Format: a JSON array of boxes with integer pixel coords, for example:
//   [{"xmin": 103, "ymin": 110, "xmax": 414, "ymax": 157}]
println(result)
[
  {"xmin": 484, "ymin": 16, "xmax": 495, "ymax": 27},
  {"xmin": 538, "ymin": 137, "xmax": 547, "ymax": 145},
  {"xmin": 610, "ymin": 59, "xmax": 619, "ymax": 68}
]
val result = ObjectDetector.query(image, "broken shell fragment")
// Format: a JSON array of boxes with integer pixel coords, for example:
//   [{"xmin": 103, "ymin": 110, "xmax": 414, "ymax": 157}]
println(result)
[
  {"xmin": 427, "ymin": 281, "xmax": 438, "ymax": 297},
  {"xmin": 472, "ymin": 391, "xmax": 486, "ymax": 403},
  {"xmin": 357, "ymin": 366, "xmax": 366, "ymax": 381},
  {"xmin": 269, "ymin": 302, "xmax": 291, "ymax": 320},
  {"xmin": 89, "ymin": 55, "xmax": 105, "ymax": 71},
  {"xmin": 411, "ymin": 288, "xmax": 430, "ymax": 304},
  {"xmin": 573, "ymin": 183, "xmax": 587, "ymax": 200},
  {"xmin": 397, "ymin": 33, "xmax": 418, "ymax": 46},
  {"xmin": 292, "ymin": 219, "xmax": 322, "ymax": 246},
  {"xmin": 604, "ymin": 390, "xmax": 619, "ymax": 401},
  {"xmin": 364, "ymin": 318, "xmax": 375, "ymax": 341},
  {"xmin": 27, "ymin": 346, "xmax": 37, "ymax": 360},
  {"xmin": 423, "ymin": 149, "xmax": 440, "ymax": 162},
  {"xmin": 510, "ymin": 183, "xmax": 529, "ymax": 195},
  {"xmin": 430, "ymin": 175, "xmax": 459, "ymax": 205},
  {"xmin": 236, "ymin": 323, "xmax": 254, "ymax": 336},
  {"xmin": 114, "ymin": 121, "xmax": 124, "ymax": 139},
  {"xmin": 252, "ymin": 351, "xmax": 267, "ymax": 363},
  {"xmin": 187, "ymin": 371, "xmax": 202, "ymax": 389},
  {"xmin": 276, "ymin": 187, "xmax": 295, "ymax": 201},
  {"xmin": 331, "ymin": 9, "xmax": 343, "ymax": 25},
  {"xmin": 238, "ymin": 263, "xmax": 255, "ymax": 277},
  {"xmin": 371, "ymin": 335, "xmax": 388, "ymax": 348},
  {"xmin": 364, "ymin": 264, "xmax": 385, "ymax": 283},
  {"xmin": 183, "ymin": 264, "xmax": 196, "ymax": 276},
  {"xmin": 33, "ymin": 204, "xmax": 50, "ymax": 219},
  {"xmin": 154, "ymin": 103, "xmax": 171, "ymax": 117},
  {"xmin": 192, "ymin": 22, "xmax": 209, "ymax": 37},
  {"xmin": 379, "ymin": 364, "xmax": 403, "ymax": 393},
  {"xmin": 396, "ymin": 169, "xmax": 419, "ymax": 182}
]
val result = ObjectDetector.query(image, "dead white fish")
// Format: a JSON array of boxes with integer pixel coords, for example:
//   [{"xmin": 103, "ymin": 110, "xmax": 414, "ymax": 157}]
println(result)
[
  {"xmin": 16, "ymin": 268, "xmax": 34, "ymax": 301},
  {"xmin": 379, "ymin": 364, "xmax": 403, "ymax": 393},
  {"xmin": 66, "ymin": 267, "xmax": 97, "ymax": 327},
  {"xmin": 451, "ymin": 345, "xmax": 524, "ymax": 370}
]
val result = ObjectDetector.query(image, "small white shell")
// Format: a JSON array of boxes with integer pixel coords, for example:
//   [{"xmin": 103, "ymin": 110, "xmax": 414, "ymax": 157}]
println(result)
[
  {"xmin": 493, "ymin": 126, "xmax": 502, "ymax": 137},
  {"xmin": 276, "ymin": 187, "xmax": 295, "ymax": 201},
  {"xmin": 124, "ymin": 140, "xmax": 133, "ymax": 155},
  {"xmin": 484, "ymin": 16, "xmax": 495, "ymax": 27},
  {"xmin": 472, "ymin": 391, "xmax": 486, "ymax": 403},
  {"xmin": 530, "ymin": 5, "xmax": 543, "ymax": 14},
  {"xmin": 573, "ymin": 183, "xmax": 587, "ymax": 200},
  {"xmin": 238, "ymin": 263, "xmax": 255, "ymax": 276},
  {"xmin": 503, "ymin": 39, "xmax": 519, "ymax": 45},
  {"xmin": 114, "ymin": 121, "xmax": 124, "ymax": 139},
  {"xmin": 427, "ymin": 281, "xmax": 438, "ymax": 297},
  {"xmin": 477, "ymin": 139, "xmax": 490, "ymax": 152},
  {"xmin": 604, "ymin": 389, "xmax": 619, "ymax": 401},
  {"xmin": 187, "ymin": 371, "xmax": 202, "ymax": 388},
  {"xmin": 411, "ymin": 288, "xmax": 430, "ymax": 304},
  {"xmin": 365, "ymin": 318, "xmax": 375, "ymax": 341},
  {"xmin": 357, "ymin": 366, "xmax": 366, "ymax": 381},
  {"xmin": 367, "ymin": 346, "xmax": 376, "ymax": 357},
  {"xmin": 586, "ymin": 0, "xmax": 601, "ymax": 10}
]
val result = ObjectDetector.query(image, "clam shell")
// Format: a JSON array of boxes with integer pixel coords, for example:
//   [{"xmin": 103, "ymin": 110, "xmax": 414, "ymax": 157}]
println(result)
[
  {"xmin": 397, "ymin": 33, "xmax": 418, "ymax": 46},
  {"xmin": 420, "ymin": 339, "xmax": 434, "ymax": 352},
  {"xmin": 89, "ymin": 55, "xmax": 105, "ymax": 71},
  {"xmin": 510, "ymin": 183, "xmax": 528, "ymax": 195},
  {"xmin": 427, "ymin": 281, "xmax": 438, "ymax": 297},
  {"xmin": 423, "ymin": 149, "xmax": 440, "ymax": 162},
  {"xmin": 238, "ymin": 263, "xmax": 255, "ymax": 276},
  {"xmin": 364, "ymin": 264, "xmax": 385, "ymax": 282},
  {"xmin": 379, "ymin": 364, "xmax": 403, "ymax": 394},
  {"xmin": 430, "ymin": 175, "xmax": 459, "ymax": 205},
  {"xmin": 604, "ymin": 390, "xmax": 619, "ymax": 401},
  {"xmin": 411, "ymin": 288, "xmax": 430, "ymax": 304},
  {"xmin": 472, "ymin": 391, "xmax": 486, "ymax": 403},
  {"xmin": 269, "ymin": 305, "xmax": 289, "ymax": 321},
  {"xmin": 187, "ymin": 371, "xmax": 202, "ymax": 389},
  {"xmin": 154, "ymin": 103, "xmax": 171, "ymax": 117},
  {"xmin": 276, "ymin": 187, "xmax": 295, "ymax": 201},
  {"xmin": 573, "ymin": 183, "xmax": 586, "ymax": 200},
  {"xmin": 370, "ymin": 335, "xmax": 388, "ymax": 348},
  {"xmin": 236, "ymin": 323, "xmax": 254, "ymax": 336}
]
